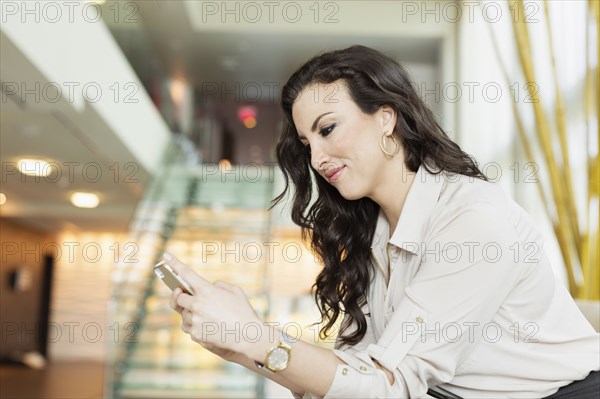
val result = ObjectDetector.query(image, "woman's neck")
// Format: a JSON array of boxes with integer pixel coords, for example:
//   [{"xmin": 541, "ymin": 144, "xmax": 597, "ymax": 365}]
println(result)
[{"xmin": 369, "ymin": 161, "xmax": 417, "ymax": 237}]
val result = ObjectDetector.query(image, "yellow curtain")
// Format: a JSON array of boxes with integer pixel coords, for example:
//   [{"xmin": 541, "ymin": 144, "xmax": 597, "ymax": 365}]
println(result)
[{"xmin": 492, "ymin": 0, "xmax": 599, "ymax": 299}]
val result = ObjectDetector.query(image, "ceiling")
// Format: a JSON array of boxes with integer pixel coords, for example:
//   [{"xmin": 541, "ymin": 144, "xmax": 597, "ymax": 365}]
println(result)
[
  {"xmin": 0, "ymin": 28, "xmax": 150, "ymax": 232},
  {"xmin": 106, "ymin": 1, "xmax": 441, "ymax": 95},
  {"xmin": 0, "ymin": 0, "xmax": 446, "ymax": 234}
]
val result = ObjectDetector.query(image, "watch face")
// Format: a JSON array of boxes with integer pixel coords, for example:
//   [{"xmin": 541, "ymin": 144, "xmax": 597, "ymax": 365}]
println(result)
[{"xmin": 267, "ymin": 347, "xmax": 289, "ymax": 371}]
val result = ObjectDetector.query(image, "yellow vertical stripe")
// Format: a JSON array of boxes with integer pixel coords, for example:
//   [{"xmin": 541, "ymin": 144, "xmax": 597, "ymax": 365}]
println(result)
[{"xmin": 511, "ymin": 0, "xmax": 581, "ymax": 295}]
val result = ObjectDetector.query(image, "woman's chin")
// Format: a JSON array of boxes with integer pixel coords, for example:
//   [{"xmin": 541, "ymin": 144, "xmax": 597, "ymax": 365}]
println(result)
[{"xmin": 336, "ymin": 186, "xmax": 364, "ymax": 201}]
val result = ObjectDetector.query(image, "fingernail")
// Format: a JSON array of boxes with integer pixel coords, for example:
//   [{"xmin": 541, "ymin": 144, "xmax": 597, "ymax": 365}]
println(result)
[
  {"xmin": 162, "ymin": 252, "xmax": 173, "ymax": 260},
  {"xmin": 173, "ymin": 287, "xmax": 181, "ymax": 295}
]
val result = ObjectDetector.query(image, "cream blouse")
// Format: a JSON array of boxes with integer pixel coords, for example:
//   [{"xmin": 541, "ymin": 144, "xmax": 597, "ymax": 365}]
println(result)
[{"xmin": 293, "ymin": 165, "xmax": 599, "ymax": 398}]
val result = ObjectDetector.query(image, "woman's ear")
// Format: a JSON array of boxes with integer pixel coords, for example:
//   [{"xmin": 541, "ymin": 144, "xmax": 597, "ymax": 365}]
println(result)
[{"xmin": 380, "ymin": 105, "xmax": 397, "ymax": 134}]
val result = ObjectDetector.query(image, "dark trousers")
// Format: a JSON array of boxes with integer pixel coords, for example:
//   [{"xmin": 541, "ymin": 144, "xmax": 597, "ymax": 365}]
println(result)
[
  {"xmin": 543, "ymin": 371, "xmax": 600, "ymax": 399},
  {"xmin": 428, "ymin": 371, "xmax": 599, "ymax": 399}
]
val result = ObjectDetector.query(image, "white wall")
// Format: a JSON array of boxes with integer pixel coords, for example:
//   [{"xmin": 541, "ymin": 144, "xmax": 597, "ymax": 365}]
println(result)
[
  {"xmin": 1, "ymin": 2, "xmax": 170, "ymax": 175},
  {"xmin": 455, "ymin": 0, "xmax": 587, "ymax": 285}
]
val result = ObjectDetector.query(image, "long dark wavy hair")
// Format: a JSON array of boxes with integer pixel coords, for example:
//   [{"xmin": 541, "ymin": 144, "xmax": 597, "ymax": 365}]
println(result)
[{"xmin": 271, "ymin": 45, "xmax": 487, "ymax": 347}]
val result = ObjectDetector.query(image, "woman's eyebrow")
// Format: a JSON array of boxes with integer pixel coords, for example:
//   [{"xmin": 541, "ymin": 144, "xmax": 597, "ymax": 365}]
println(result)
[
  {"xmin": 298, "ymin": 112, "xmax": 334, "ymax": 139},
  {"xmin": 311, "ymin": 112, "xmax": 333, "ymax": 132}
]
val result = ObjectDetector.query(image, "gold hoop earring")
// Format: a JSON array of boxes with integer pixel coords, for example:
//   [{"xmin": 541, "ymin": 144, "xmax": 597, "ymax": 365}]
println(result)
[{"xmin": 379, "ymin": 133, "xmax": 400, "ymax": 157}]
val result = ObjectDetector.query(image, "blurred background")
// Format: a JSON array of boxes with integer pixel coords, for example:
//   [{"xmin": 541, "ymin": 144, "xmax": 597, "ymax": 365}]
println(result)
[{"xmin": 0, "ymin": 0, "xmax": 598, "ymax": 398}]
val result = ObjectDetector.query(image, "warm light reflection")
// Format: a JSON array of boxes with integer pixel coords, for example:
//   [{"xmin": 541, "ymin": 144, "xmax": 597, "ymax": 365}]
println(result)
[
  {"xmin": 238, "ymin": 106, "xmax": 257, "ymax": 128},
  {"xmin": 17, "ymin": 158, "xmax": 53, "ymax": 177},
  {"xmin": 218, "ymin": 159, "xmax": 232, "ymax": 171},
  {"xmin": 169, "ymin": 78, "xmax": 186, "ymax": 106},
  {"xmin": 243, "ymin": 116, "xmax": 257, "ymax": 128},
  {"xmin": 70, "ymin": 192, "xmax": 100, "ymax": 208},
  {"xmin": 0, "ymin": 193, "xmax": 6, "ymax": 206}
]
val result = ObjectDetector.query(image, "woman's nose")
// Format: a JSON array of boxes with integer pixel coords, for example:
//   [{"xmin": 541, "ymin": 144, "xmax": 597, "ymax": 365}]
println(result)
[{"xmin": 310, "ymin": 143, "xmax": 328, "ymax": 171}]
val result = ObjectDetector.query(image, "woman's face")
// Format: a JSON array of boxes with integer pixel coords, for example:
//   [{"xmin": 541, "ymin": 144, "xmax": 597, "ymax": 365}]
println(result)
[{"xmin": 291, "ymin": 80, "xmax": 398, "ymax": 201}]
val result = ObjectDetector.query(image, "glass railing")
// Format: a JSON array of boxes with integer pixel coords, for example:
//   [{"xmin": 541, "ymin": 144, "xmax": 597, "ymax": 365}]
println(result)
[{"xmin": 106, "ymin": 139, "xmax": 280, "ymax": 398}]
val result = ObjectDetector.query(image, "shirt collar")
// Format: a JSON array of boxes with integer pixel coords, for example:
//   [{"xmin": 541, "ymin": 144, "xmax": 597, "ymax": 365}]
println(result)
[{"xmin": 372, "ymin": 164, "xmax": 445, "ymax": 254}]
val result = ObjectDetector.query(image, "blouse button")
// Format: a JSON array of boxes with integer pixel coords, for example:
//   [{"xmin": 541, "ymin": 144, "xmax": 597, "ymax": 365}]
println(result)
[
  {"xmin": 416, "ymin": 316, "xmax": 425, "ymax": 323},
  {"xmin": 342, "ymin": 368, "xmax": 348, "ymax": 376},
  {"xmin": 359, "ymin": 366, "xmax": 367, "ymax": 371}
]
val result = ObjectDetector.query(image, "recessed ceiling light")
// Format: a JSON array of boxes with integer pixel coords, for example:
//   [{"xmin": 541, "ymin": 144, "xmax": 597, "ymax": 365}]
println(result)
[
  {"xmin": 70, "ymin": 192, "xmax": 100, "ymax": 209},
  {"xmin": 0, "ymin": 193, "xmax": 6, "ymax": 206},
  {"xmin": 17, "ymin": 158, "xmax": 53, "ymax": 177}
]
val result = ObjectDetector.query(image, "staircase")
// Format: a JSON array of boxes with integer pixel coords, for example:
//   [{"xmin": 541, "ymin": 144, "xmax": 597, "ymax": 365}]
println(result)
[{"xmin": 108, "ymin": 151, "xmax": 276, "ymax": 398}]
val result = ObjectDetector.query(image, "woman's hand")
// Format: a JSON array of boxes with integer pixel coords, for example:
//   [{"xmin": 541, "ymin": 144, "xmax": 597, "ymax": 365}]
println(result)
[
  {"xmin": 170, "ymin": 288, "xmax": 240, "ymax": 362},
  {"xmin": 165, "ymin": 252, "xmax": 263, "ymax": 356},
  {"xmin": 183, "ymin": 310, "xmax": 240, "ymax": 362}
]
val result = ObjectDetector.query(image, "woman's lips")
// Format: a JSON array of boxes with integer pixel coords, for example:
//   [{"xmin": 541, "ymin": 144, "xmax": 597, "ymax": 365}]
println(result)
[{"xmin": 325, "ymin": 166, "xmax": 345, "ymax": 183}]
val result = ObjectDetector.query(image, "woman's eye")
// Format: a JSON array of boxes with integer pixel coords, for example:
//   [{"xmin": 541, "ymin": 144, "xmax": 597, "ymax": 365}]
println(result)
[{"xmin": 320, "ymin": 123, "xmax": 336, "ymax": 136}]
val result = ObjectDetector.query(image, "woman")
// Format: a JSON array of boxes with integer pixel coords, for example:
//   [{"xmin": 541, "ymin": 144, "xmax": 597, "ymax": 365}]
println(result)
[{"xmin": 166, "ymin": 45, "xmax": 599, "ymax": 398}]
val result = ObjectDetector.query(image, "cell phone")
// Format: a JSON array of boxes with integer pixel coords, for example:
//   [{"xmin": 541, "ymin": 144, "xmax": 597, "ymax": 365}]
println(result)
[{"xmin": 154, "ymin": 260, "xmax": 194, "ymax": 295}]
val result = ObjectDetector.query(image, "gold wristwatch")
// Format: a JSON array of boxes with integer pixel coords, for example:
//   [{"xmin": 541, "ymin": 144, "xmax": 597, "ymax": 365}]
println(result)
[{"xmin": 255, "ymin": 331, "xmax": 294, "ymax": 373}]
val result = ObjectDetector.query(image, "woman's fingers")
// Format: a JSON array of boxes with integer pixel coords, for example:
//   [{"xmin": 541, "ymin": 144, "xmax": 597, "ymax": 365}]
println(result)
[
  {"xmin": 169, "ymin": 287, "xmax": 183, "ymax": 312},
  {"xmin": 163, "ymin": 255, "xmax": 260, "ymax": 352},
  {"xmin": 162, "ymin": 252, "xmax": 212, "ymax": 294},
  {"xmin": 182, "ymin": 309, "xmax": 192, "ymax": 325},
  {"xmin": 176, "ymin": 291, "xmax": 195, "ymax": 309},
  {"xmin": 181, "ymin": 309, "xmax": 196, "ymax": 334}
]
